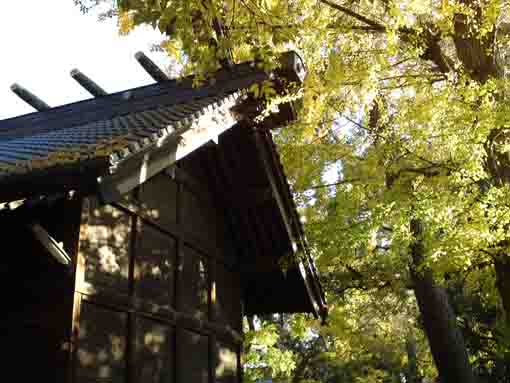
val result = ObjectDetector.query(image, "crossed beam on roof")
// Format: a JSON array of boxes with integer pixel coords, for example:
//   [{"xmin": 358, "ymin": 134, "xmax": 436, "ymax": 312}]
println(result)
[{"xmin": 10, "ymin": 51, "xmax": 170, "ymax": 111}]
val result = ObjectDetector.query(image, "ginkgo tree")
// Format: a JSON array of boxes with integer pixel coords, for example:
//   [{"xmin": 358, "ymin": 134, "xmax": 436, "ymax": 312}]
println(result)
[{"xmin": 77, "ymin": 0, "xmax": 510, "ymax": 381}]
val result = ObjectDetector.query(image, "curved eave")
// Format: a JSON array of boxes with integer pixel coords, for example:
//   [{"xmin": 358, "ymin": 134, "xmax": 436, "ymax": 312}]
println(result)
[{"xmin": 254, "ymin": 128, "xmax": 328, "ymax": 322}]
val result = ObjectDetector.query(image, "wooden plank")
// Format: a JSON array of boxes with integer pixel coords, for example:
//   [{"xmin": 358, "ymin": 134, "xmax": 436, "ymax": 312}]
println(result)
[
  {"xmin": 172, "ymin": 165, "xmax": 211, "ymax": 202},
  {"xmin": 138, "ymin": 171, "xmax": 178, "ymax": 229},
  {"xmin": 255, "ymin": 133, "xmax": 298, "ymax": 252},
  {"xmin": 70, "ymin": 197, "xmax": 89, "ymax": 383},
  {"xmin": 237, "ymin": 343, "xmax": 243, "ymax": 383},
  {"xmin": 215, "ymin": 134, "xmax": 263, "ymax": 260},
  {"xmin": 30, "ymin": 223, "xmax": 72, "ymax": 266},
  {"xmin": 180, "ymin": 180, "xmax": 218, "ymax": 247},
  {"xmin": 198, "ymin": 145, "xmax": 250, "ymax": 269},
  {"xmin": 70, "ymin": 291, "xmax": 82, "ymax": 383},
  {"xmin": 214, "ymin": 261, "xmax": 242, "ymax": 332},
  {"xmin": 75, "ymin": 282, "xmax": 242, "ymax": 344}
]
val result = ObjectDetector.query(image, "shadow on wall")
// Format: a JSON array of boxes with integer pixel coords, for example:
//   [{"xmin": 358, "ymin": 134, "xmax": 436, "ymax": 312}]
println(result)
[{"xmin": 75, "ymin": 169, "xmax": 239, "ymax": 383}]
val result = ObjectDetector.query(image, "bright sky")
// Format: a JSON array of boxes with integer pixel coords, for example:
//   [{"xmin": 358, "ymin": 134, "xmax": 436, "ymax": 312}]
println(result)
[{"xmin": 0, "ymin": 1, "xmax": 169, "ymax": 120}]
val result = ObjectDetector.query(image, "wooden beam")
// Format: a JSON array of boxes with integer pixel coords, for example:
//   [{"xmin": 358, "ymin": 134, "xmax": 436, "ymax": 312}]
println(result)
[
  {"xmin": 70, "ymin": 68, "xmax": 107, "ymax": 97},
  {"xmin": 29, "ymin": 223, "xmax": 72, "ymax": 266},
  {"xmin": 253, "ymin": 130, "xmax": 322, "ymax": 318},
  {"xmin": 10, "ymin": 83, "xmax": 50, "ymax": 111},
  {"xmin": 134, "ymin": 51, "xmax": 170, "ymax": 82},
  {"xmin": 254, "ymin": 131, "xmax": 298, "ymax": 252},
  {"xmin": 98, "ymin": 139, "xmax": 178, "ymax": 203}
]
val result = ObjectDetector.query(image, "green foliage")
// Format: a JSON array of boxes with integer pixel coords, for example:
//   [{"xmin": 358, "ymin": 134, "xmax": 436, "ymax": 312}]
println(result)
[{"xmin": 244, "ymin": 320, "xmax": 297, "ymax": 382}]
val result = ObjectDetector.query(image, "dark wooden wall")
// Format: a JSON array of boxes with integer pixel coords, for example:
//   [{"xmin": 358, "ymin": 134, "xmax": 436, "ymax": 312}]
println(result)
[
  {"xmin": 0, "ymin": 196, "xmax": 82, "ymax": 381},
  {"xmin": 72, "ymin": 158, "xmax": 243, "ymax": 383}
]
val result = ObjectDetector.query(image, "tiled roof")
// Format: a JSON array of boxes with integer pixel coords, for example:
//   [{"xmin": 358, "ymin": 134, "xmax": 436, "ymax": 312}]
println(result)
[
  {"xmin": 0, "ymin": 92, "xmax": 243, "ymax": 178},
  {"xmin": 0, "ymin": 51, "xmax": 308, "ymax": 190},
  {"xmin": 0, "ymin": 56, "xmax": 269, "ymax": 190}
]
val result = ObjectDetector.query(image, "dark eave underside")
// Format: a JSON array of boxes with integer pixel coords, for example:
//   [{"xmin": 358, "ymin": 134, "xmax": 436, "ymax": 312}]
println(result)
[{"xmin": 214, "ymin": 124, "xmax": 327, "ymax": 320}]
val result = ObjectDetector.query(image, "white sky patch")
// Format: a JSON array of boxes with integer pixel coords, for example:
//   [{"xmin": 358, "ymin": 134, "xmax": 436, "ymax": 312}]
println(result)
[
  {"xmin": 319, "ymin": 114, "xmax": 352, "ymax": 186},
  {"xmin": 321, "ymin": 161, "xmax": 342, "ymax": 185},
  {"xmin": 0, "ymin": 1, "xmax": 169, "ymax": 120}
]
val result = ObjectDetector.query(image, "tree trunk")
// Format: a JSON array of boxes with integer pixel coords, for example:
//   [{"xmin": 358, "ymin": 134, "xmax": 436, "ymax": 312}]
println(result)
[
  {"xmin": 247, "ymin": 315, "xmax": 256, "ymax": 331},
  {"xmin": 432, "ymin": 0, "xmax": 510, "ymax": 325},
  {"xmin": 410, "ymin": 219, "xmax": 477, "ymax": 383},
  {"xmin": 405, "ymin": 330, "xmax": 421, "ymax": 383},
  {"xmin": 494, "ymin": 256, "xmax": 510, "ymax": 326}
]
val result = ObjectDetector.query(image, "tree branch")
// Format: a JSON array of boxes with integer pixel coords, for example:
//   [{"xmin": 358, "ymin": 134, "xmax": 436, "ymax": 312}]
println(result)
[
  {"xmin": 318, "ymin": 0, "xmax": 385, "ymax": 31},
  {"xmin": 296, "ymin": 178, "xmax": 370, "ymax": 191}
]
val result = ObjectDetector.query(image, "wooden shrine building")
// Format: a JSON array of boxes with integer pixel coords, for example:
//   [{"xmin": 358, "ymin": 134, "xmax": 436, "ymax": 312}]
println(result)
[{"xmin": 0, "ymin": 51, "xmax": 326, "ymax": 382}]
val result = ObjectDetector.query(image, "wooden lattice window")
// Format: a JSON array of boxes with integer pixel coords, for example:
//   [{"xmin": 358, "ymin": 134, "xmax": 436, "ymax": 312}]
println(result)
[
  {"xmin": 134, "ymin": 222, "xmax": 176, "ymax": 309},
  {"xmin": 178, "ymin": 244, "xmax": 209, "ymax": 319},
  {"xmin": 75, "ymin": 168, "xmax": 242, "ymax": 383},
  {"xmin": 177, "ymin": 329, "xmax": 209, "ymax": 383},
  {"xmin": 81, "ymin": 202, "xmax": 131, "ymax": 294},
  {"xmin": 76, "ymin": 302, "xmax": 128, "ymax": 382},
  {"xmin": 134, "ymin": 317, "xmax": 174, "ymax": 382}
]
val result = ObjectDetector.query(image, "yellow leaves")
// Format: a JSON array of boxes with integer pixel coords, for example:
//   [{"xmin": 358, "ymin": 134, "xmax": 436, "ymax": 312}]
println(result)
[
  {"xmin": 441, "ymin": 0, "xmax": 449, "ymax": 14},
  {"xmin": 157, "ymin": 5, "xmax": 176, "ymax": 34},
  {"xmin": 435, "ymin": 0, "xmax": 502, "ymax": 38},
  {"xmin": 366, "ymin": 228, "xmax": 379, "ymax": 254},
  {"xmin": 249, "ymin": 80, "xmax": 277, "ymax": 101},
  {"xmin": 161, "ymin": 39, "xmax": 182, "ymax": 61},
  {"xmin": 232, "ymin": 43, "xmax": 253, "ymax": 63},
  {"xmin": 480, "ymin": 0, "xmax": 502, "ymax": 37},
  {"xmin": 246, "ymin": 324, "xmax": 280, "ymax": 348},
  {"xmin": 244, "ymin": 322, "xmax": 298, "ymax": 381},
  {"xmin": 118, "ymin": 11, "xmax": 135, "ymax": 35},
  {"xmin": 290, "ymin": 314, "xmax": 314, "ymax": 339}
]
